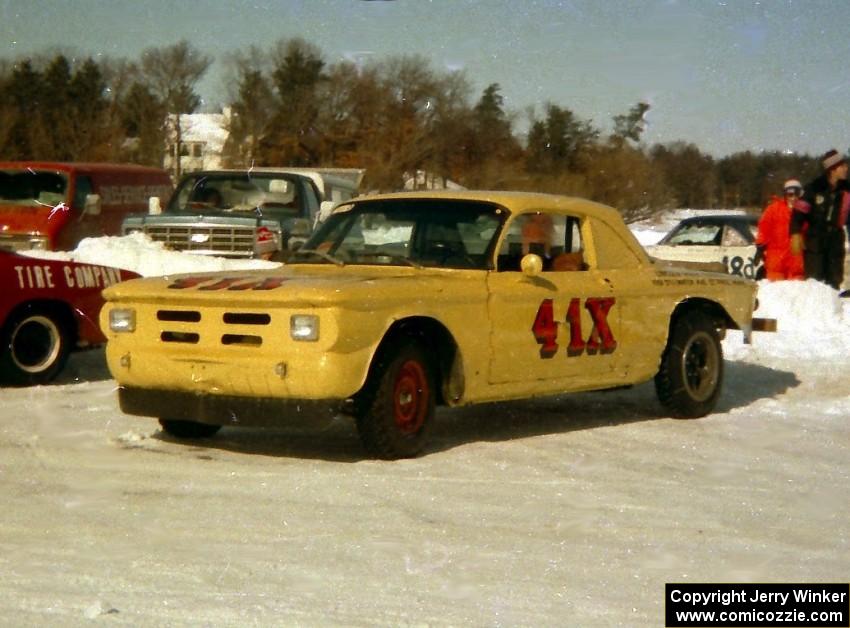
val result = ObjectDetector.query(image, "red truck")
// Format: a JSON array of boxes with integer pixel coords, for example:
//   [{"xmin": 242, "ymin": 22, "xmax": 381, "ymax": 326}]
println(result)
[
  {"xmin": 0, "ymin": 161, "xmax": 172, "ymax": 252},
  {"xmin": 1, "ymin": 250, "xmax": 138, "ymax": 386}
]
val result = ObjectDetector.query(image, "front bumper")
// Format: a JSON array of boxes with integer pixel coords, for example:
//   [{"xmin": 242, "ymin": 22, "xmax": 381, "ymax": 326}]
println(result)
[{"xmin": 119, "ymin": 386, "xmax": 342, "ymax": 427}]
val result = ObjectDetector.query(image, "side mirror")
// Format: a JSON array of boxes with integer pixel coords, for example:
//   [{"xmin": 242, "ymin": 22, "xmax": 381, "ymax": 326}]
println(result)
[
  {"xmin": 148, "ymin": 196, "xmax": 162, "ymax": 215},
  {"xmin": 520, "ymin": 253, "xmax": 544, "ymax": 277},
  {"xmin": 84, "ymin": 194, "xmax": 102, "ymax": 216}
]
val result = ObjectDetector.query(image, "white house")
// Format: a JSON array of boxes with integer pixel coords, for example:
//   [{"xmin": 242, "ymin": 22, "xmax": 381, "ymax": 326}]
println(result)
[{"xmin": 163, "ymin": 109, "xmax": 231, "ymax": 179}]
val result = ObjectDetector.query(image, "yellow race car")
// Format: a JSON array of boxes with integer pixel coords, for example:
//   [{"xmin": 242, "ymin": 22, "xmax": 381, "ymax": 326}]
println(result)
[{"xmin": 101, "ymin": 191, "xmax": 770, "ymax": 459}]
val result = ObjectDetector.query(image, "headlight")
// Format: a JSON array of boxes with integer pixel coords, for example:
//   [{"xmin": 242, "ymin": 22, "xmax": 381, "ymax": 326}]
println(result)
[
  {"xmin": 290, "ymin": 314, "xmax": 319, "ymax": 341},
  {"xmin": 109, "ymin": 308, "xmax": 136, "ymax": 332}
]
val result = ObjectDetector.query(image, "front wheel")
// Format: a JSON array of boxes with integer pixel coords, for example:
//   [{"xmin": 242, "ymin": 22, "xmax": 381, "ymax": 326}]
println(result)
[
  {"xmin": 354, "ymin": 342, "xmax": 435, "ymax": 459},
  {"xmin": 159, "ymin": 419, "xmax": 222, "ymax": 439},
  {"xmin": 0, "ymin": 306, "xmax": 72, "ymax": 386},
  {"xmin": 654, "ymin": 311, "xmax": 723, "ymax": 418}
]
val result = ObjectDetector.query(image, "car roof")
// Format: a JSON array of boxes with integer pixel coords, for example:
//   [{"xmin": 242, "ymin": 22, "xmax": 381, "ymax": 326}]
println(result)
[
  {"xmin": 346, "ymin": 189, "xmax": 623, "ymax": 220},
  {"xmin": 674, "ymin": 214, "xmax": 758, "ymax": 227}
]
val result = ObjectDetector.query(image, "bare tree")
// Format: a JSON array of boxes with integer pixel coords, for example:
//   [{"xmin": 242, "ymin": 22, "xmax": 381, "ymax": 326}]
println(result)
[{"xmin": 141, "ymin": 40, "xmax": 212, "ymax": 177}]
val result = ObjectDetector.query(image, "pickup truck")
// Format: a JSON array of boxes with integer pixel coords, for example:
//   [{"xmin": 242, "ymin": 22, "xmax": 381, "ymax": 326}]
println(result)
[
  {"xmin": 121, "ymin": 168, "xmax": 362, "ymax": 260},
  {"xmin": 101, "ymin": 190, "xmax": 774, "ymax": 458},
  {"xmin": 1, "ymin": 250, "xmax": 138, "ymax": 385}
]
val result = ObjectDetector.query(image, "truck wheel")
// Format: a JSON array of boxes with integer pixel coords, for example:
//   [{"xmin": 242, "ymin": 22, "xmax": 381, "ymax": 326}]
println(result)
[
  {"xmin": 159, "ymin": 419, "xmax": 221, "ymax": 439},
  {"xmin": 0, "ymin": 306, "xmax": 71, "ymax": 386},
  {"xmin": 355, "ymin": 342, "xmax": 435, "ymax": 459},
  {"xmin": 654, "ymin": 311, "xmax": 723, "ymax": 418}
]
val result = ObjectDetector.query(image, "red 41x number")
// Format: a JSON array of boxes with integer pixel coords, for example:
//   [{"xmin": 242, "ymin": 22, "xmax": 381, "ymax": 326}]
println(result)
[{"xmin": 532, "ymin": 297, "xmax": 617, "ymax": 359}]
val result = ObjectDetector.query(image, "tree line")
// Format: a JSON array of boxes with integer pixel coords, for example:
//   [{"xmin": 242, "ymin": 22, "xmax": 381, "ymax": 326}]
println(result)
[{"xmin": 0, "ymin": 39, "xmax": 831, "ymax": 221}]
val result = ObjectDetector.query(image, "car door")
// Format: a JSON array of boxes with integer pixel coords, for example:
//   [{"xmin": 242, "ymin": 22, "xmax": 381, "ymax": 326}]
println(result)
[{"xmin": 486, "ymin": 211, "xmax": 621, "ymax": 391}]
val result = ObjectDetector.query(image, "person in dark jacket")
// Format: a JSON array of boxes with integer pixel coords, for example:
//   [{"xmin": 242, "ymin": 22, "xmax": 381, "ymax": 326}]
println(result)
[{"xmin": 790, "ymin": 149, "xmax": 850, "ymax": 289}]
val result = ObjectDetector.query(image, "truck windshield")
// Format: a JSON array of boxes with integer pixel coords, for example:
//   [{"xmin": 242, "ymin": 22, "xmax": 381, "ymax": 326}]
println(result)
[
  {"xmin": 0, "ymin": 169, "xmax": 69, "ymax": 207},
  {"xmin": 168, "ymin": 173, "xmax": 303, "ymax": 218},
  {"xmin": 296, "ymin": 199, "xmax": 506, "ymax": 270}
]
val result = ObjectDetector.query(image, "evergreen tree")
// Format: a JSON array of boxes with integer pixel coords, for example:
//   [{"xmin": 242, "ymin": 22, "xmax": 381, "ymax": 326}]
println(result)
[
  {"xmin": 612, "ymin": 101, "xmax": 650, "ymax": 145},
  {"xmin": 120, "ymin": 81, "xmax": 166, "ymax": 166},
  {"xmin": 6, "ymin": 60, "xmax": 44, "ymax": 159},
  {"xmin": 525, "ymin": 103, "xmax": 598, "ymax": 174},
  {"xmin": 260, "ymin": 38, "xmax": 325, "ymax": 165},
  {"xmin": 223, "ymin": 68, "xmax": 274, "ymax": 166},
  {"xmin": 68, "ymin": 58, "xmax": 109, "ymax": 159}
]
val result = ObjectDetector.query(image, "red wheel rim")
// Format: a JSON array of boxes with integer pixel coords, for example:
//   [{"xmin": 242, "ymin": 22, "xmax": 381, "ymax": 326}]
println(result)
[{"xmin": 393, "ymin": 360, "xmax": 429, "ymax": 434}]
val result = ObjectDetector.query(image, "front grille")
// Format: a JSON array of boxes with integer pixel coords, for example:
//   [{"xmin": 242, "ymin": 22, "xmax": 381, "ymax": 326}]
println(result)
[
  {"xmin": 158, "ymin": 310, "xmax": 201, "ymax": 322},
  {"xmin": 161, "ymin": 331, "xmax": 200, "ymax": 344},
  {"xmin": 142, "ymin": 225, "xmax": 256, "ymax": 257},
  {"xmin": 156, "ymin": 309, "xmax": 271, "ymax": 347}
]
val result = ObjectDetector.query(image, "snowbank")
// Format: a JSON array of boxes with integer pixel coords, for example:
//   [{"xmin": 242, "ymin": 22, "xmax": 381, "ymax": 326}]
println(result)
[
  {"xmin": 726, "ymin": 279, "xmax": 850, "ymax": 364},
  {"xmin": 21, "ymin": 232, "xmax": 278, "ymax": 277}
]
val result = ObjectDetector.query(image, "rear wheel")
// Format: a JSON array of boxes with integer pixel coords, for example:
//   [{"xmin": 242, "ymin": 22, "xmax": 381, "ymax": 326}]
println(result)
[
  {"xmin": 0, "ymin": 306, "xmax": 72, "ymax": 386},
  {"xmin": 654, "ymin": 311, "xmax": 723, "ymax": 418},
  {"xmin": 159, "ymin": 419, "xmax": 221, "ymax": 439},
  {"xmin": 354, "ymin": 342, "xmax": 435, "ymax": 459}
]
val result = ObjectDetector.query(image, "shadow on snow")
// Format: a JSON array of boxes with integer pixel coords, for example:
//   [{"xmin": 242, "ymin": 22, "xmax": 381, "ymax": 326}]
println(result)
[{"xmin": 149, "ymin": 360, "xmax": 800, "ymax": 462}]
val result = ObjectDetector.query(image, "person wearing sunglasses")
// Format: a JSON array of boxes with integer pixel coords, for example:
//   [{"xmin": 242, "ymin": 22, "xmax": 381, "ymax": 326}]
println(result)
[
  {"xmin": 755, "ymin": 179, "xmax": 806, "ymax": 281},
  {"xmin": 790, "ymin": 149, "xmax": 850, "ymax": 290}
]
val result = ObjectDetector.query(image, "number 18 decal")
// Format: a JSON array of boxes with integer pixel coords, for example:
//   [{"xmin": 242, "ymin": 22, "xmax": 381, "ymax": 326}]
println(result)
[{"xmin": 532, "ymin": 297, "xmax": 617, "ymax": 359}]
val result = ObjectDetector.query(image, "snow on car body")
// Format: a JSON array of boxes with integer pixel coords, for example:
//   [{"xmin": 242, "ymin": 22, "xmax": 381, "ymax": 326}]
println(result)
[
  {"xmin": 647, "ymin": 214, "xmax": 763, "ymax": 279},
  {"xmin": 101, "ymin": 191, "xmax": 766, "ymax": 458},
  {"xmin": 1, "ymin": 250, "xmax": 138, "ymax": 385}
]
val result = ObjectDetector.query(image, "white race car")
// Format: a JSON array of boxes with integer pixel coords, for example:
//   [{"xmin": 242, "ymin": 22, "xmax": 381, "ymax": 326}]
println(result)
[{"xmin": 648, "ymin": 214, "xmax": 763, "ymax": 280}]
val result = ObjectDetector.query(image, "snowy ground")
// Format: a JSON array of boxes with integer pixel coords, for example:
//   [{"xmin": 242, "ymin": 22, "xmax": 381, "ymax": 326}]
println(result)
[{"xmin": 2, "ymin": 212, "xmax": 849, "ymax": 626}]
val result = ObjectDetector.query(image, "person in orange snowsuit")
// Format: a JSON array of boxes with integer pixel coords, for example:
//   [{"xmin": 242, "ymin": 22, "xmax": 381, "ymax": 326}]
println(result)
[{"xmin": 755, "ymin": 179, "xmax": 806, "ymax": 280}]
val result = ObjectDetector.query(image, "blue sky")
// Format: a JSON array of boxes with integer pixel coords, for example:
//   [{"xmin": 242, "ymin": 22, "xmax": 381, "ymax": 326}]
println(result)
[{"xmin": 2, "ymin": 0, "xmax": 849, "ymax": 157}]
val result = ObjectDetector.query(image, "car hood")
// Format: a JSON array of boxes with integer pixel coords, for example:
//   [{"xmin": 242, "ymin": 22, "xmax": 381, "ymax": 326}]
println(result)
[{"xmin": 103, "ymin": 264, "xmax": 483, "ymax": 310}]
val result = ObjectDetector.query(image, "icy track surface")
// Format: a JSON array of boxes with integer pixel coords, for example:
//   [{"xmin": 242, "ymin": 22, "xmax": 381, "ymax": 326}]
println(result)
[{"xmin": 2, "ymin": 228, "xmax": 849, "ymax": 626}]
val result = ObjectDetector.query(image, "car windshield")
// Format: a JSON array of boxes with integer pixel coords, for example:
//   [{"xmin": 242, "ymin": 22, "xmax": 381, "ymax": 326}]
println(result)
[
  {"xmin": 661, "ymin": 221, "xmax": 723, "ymax": 246},
  {"xmin": 0, "ymin": 169, "xmax": 68, "ymax": 207},
  {"xmin": 295, "ymin": 199, "xmax": 506, "ymax": 269},
  {"xmin": 168, "ymin": 173, "xmax": 303, "ymax": 218}
]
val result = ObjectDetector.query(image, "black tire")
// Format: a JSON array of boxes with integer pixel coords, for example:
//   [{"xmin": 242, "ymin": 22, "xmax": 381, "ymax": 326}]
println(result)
[
  {"xmin": 0, "ymin": 306, "xmax": 72, "ymax": 386},
  {"xmin": 159, "ymin": 419, "xmax": 222, "ymax": 439},
  {"xmin": 654, "ymin": 311, "xmax": 723, "ymax": 418},
  {"xmin": 355, "ymin": 341, "xmax": 435, "ymax": 459}
]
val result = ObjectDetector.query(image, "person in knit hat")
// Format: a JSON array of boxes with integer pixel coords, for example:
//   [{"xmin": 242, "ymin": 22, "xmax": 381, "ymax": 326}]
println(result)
[
  {"xmin": 755, "ymin": 179, "xmax": 806, "ymax": 280},
  {"xmin": 790, "ymin": 149, "xmax": 850, "ymax": 289}
]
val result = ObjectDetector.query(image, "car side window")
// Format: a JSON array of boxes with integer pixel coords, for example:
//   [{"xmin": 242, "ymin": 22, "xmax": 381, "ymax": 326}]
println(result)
[
  {"xmin": 497, "ymin": 212, "xmax": 586, "ymax": 272},
  {"xmin": 722, "ymin": 225, "xmax": 749, "ymax": 247},
  {"xmin": 73, "ymin": 176, "xmax": 93, "ymax": 210}
]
